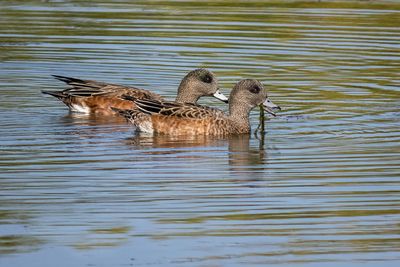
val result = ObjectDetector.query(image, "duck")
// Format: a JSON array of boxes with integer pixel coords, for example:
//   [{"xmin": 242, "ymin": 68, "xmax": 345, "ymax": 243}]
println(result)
[
  {"xmin": 113, "ymin": 79, "xmax": 280, "ymax": 135},
  {"xmin": 42, "ymin": 68, "xmax": 228, "ymax": 116}
]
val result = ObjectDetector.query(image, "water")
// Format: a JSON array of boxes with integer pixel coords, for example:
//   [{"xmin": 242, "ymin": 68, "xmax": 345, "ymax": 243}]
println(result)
[{"xmin": 1, "ymin": 1, "xmax": 400, "ymax": 266}]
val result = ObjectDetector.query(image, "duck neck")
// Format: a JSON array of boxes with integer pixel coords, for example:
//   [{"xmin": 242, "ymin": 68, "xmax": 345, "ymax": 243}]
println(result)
[
  {"xmin": 175, "ymin": 81, "xmax": 199, "ymax": 104},
  {"xmin": 229, "ymin": 101, "xmax": 252, "ymax": 132}
]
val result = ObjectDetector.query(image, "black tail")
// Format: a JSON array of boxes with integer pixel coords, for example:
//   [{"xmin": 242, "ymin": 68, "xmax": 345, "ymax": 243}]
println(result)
[
  {"xmin": 52, "ymin": 75, "xmax": 85, "ymax": 85},
  {"xmin": 41, "ymin": 90, "xmax": 65, "ymax": 99}
]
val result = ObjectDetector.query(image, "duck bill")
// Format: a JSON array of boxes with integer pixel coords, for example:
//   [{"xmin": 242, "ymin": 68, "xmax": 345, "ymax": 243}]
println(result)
[
  {"xmin": 262, "ymin": 97, "xmax": 281, "ymax": 116},
  {"xmin": 213, "ymin": 89, "xmax": 229, "ymax": 103}
]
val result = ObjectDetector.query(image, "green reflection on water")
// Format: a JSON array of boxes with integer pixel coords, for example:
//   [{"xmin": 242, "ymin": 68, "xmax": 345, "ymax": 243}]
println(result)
[
  {"xmin": 159, "ymin": 208, "xmax": 400, "ymax": 224},
  {"xmin": 73, "ymin": 226, "xmax": 131, "ymax": 250},
  {"xmin": 0, "ymin": 235, "xmax": 45, "ymax": 255}
]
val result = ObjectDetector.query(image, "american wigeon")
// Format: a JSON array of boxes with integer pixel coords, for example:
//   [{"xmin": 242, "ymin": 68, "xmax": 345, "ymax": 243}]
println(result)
[
  {"xmin": 113, "ymin": 79, "xmax": 280, "ymax": 135},
  {"xmin": 42, "ymin": 69, "xmax": 228, "ymax": 116}
]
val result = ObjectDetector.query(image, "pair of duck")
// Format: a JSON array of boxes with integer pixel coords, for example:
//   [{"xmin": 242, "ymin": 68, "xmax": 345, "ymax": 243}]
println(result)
[{"xmin": 43, "ymin": 69, "xmax": 281, "ymax": 135}]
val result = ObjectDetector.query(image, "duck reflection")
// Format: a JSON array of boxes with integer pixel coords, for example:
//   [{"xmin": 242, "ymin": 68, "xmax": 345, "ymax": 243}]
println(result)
[
  {"xmin": 227, "ymin": 134, "xmax": 267, "ymax": 173},
  {"xmin": 59, "ymin": 112, "xmax": 127, "ymax": 126},
  {"xmin": 56, "ymin": 112, "xmax": 269, "ymax": 174},
  {"xmin": 125, "ymin": 132, "xmax": 268, "ymax": 173},
  {"xmin": 125, "ymin": 133, "xmax": 224, "ymax": 149},
  {"xmin": 53, "ymin": 112, "xmax": 130, "ymax": 141}
]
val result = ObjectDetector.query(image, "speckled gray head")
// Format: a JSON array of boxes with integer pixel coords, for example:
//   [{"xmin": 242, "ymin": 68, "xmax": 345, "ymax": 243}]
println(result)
[
  {"xmin": 229, "ymin": 79, "xmax": 280, "ymax": 116},
  {"xmin": 176, "ymin": 68, "xmax": 228, "ymax": 103}
]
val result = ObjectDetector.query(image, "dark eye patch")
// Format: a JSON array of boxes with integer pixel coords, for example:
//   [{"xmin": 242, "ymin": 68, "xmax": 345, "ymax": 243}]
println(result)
[
  {"xmin": 201, "ymin": 74, "xmax": 212, "ymax": 83},
  {"xmin": 249, "ymin": 85, "xmax": 261, "ymax": 94}
]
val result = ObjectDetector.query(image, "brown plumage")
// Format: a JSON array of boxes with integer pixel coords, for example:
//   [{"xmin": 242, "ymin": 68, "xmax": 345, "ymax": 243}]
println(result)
[
  {"xmin": 114, "ymin": 79, "xmax": 281, "ymax": 136},
  {"xmin": 42, "ymin": 69, "xmax": 228, "ymax": 116}
]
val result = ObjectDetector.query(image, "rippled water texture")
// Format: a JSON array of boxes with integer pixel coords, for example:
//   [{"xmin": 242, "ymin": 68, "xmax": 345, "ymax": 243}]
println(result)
[{"xmin": 1, "ymin": 1, "xmax": 400, "ymax": 266}]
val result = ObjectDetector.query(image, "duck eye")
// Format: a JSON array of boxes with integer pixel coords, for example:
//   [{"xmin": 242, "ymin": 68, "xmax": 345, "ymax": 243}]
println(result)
[
  {"xmin": 249, "ymin": 85, "xmax": 261, "ymax": 94},
  {"xmin": 201, "ymin": 74, "xmax": 212, "ymax": 83}
]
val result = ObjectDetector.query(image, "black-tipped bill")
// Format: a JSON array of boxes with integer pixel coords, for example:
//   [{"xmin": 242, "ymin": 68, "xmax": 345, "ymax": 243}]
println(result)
[
  {"xmin": 213, "ymin": 89, "xmax": 229, "ymax": 103},
  {"xmin": 262, "ymin": 97, "xmax": 281, "ymax": 116}
]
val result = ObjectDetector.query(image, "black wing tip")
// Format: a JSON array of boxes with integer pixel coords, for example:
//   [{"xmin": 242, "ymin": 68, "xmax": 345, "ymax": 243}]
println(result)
[
  {"xmin": 41, "ymin": 90, "xmax": 64, "ymax": 98},
  {"xmin": 51, "ymin": 74, "xmax": 67, "ymax": 79},
  {"xmin": 52, "ymin": 74, "xmax": 71, "ymax": 81},
  {"xmin": 52, "ymin": 74, "xmax": 85, "ymax": 84}
]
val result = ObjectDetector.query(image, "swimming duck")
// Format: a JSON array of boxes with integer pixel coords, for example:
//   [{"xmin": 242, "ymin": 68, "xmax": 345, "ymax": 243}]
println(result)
[
  {"xmin": 42, "ymin": 68, "xmax": 228, "ymax": 116},
  {"xmin": 114, "ymin": 79, "xmax": 280, "ymax": 135}
]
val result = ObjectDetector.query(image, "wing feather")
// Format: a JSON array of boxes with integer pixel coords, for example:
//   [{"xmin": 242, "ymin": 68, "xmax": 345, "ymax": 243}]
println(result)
[
  {"xmin": 132, "ymin": 98, "xmax": 223, "ymax": 119},
  {"xmin": 51, "ymin": 75, "xmax": 162, "ymax": 100}
]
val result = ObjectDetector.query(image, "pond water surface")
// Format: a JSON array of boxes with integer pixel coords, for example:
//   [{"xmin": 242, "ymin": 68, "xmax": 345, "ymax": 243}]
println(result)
[{"xmin": 1, "ymin": 1, "xmax": 400, "ymax": 266}]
